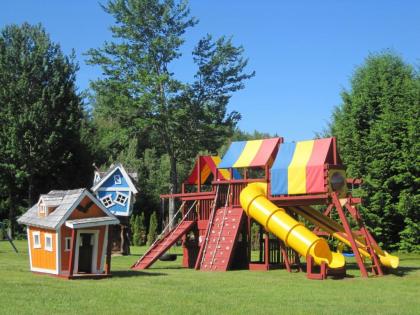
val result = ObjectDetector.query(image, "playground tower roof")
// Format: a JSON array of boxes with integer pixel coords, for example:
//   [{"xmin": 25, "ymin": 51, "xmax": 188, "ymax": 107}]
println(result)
[
  {"xmin": 218, "ymin": 137, "xmax": 281, "ymax": 169},
  {"xmin": 271, "ymin": 137, "xmax": 336, "ymax": 195},
  {"xmin": 184, "ymin": 156, "xmax": 232, "ymax": 185}
]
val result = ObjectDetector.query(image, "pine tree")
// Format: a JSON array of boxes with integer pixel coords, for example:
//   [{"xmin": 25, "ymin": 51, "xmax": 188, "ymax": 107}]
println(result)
[
  {"xmin": 147, "ymin": 212, "xmax": 158, "ymax": 246},
  {"xmin": 130, "ymin": 214, "xmax": 140, "ymax": 246},
  {"xmin": 330, "ymin": 51, "xmax": 420, "ymax": 251},
  {"xmin": 0, "ymin": 23, "xmax": 88, "ymax": 234},
  {"xmin": 138, "ymin": 212, "xmax": 147, "ymax": 246}
]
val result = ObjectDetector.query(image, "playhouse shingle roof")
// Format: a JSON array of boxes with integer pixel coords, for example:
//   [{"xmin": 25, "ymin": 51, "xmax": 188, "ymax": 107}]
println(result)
[{"xmin": 17, "ymin": 189, "xmax": 85, "ymax": 229}]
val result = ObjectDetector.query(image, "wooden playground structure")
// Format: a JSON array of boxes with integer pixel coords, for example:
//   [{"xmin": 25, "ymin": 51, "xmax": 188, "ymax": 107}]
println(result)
[{"xmin": 131, "ymin": 137, "xmax": 398, "ymax": 279}]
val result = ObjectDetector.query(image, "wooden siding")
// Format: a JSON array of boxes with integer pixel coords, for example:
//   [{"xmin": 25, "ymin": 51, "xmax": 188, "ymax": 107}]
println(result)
[
  {"xmin": 68, "ymin": 196, "xmax": 106, "ymax": 220},
  {"xmin": 28, "ymin": 227, "xmax": 57, "ymax": 271}
]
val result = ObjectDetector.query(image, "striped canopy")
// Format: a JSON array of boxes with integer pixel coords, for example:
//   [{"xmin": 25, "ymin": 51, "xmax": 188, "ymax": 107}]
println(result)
[
  {"xmin": 218, "ymin": 138, "xmax": 281, "ymax": 169},
  {"xmin": 270, "ymin": 138, "xmax": 334, "ymax": 195},
  {"xmin": 185, "ymin": 156, "xmax": 237, "ymax": 185}
]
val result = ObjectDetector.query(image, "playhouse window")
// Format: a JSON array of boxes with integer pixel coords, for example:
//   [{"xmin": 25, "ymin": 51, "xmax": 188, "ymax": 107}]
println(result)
[
  {"xmin": 114, "ymin": 175, "xmax": 122, "ymax": 184},
  {"xmin": 44, "ymin": 234, "xmax": 53, "ymax": 251},
  {"xmin": 114, "ymin": 192, "xmax": 128, "ymax": 206},
  {"xmin": 65, "ymin": 237, "xmax": 72, "ymax": 251},
  {"xmin": 33, "ymin": 232, "xmax": 41, "ymax": 249},
  {"xmin": 100, "ymin": 195, "xmax": 114, "ymax": 208},
  {"xmin": 39, "ymin": 204, "xmax": 47, "ymax": 215}
]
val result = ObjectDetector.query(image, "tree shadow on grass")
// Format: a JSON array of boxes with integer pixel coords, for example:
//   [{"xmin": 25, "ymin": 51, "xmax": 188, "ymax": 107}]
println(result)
[
  {"xmin": 112, "ymin": 270, "xmax": 167, "ymax": 278},
  {"xmin": 146, "ymin": 265, "xmax": 187, "ymax": 270},
  {"xmin": 386, "ymin": 266, "xmax": 420, "ymax": 277},
  {"xmin": 341, "ymin": 261, "xmax": 420, "ymax": 278}
]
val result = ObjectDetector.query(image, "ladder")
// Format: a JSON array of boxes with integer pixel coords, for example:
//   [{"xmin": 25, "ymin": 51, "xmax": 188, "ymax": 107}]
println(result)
[
  {"xmin": 195, "ymin": 185, "xmax": 220, "ymax": 269},
  {"xmin": 131, "ymin": 201, "xmax": 197, "ymax": 270}
]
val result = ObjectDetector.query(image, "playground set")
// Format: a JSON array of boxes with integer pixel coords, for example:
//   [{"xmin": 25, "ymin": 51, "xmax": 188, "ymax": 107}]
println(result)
[{"xmin": 132, "ymin": 136, "xmax": 399, "ymax": 279}]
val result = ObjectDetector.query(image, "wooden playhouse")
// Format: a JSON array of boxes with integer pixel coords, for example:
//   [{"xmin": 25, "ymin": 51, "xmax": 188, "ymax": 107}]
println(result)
[{"xmin": 18, "ymin": 189, "xmax": 119, "ymax": 279}]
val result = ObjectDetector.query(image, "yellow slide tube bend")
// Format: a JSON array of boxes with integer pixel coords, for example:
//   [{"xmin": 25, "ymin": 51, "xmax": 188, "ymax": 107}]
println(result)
[{"xmin": 240, "ymin": 183, "xmax": 345, "ymax": 269}]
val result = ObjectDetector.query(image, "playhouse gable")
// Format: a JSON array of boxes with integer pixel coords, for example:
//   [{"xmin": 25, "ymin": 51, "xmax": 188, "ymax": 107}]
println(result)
[
  {"xmin": 91, "ymin": 163, "xmax": 138, "ymax": 217},
  {"xmin": 91, "ymin": 164, "xmax": 138, "ymax": 194}
]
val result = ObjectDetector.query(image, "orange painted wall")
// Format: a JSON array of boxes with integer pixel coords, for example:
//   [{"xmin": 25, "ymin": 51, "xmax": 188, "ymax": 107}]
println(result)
[
  {"xmin": 60, "ymin": 225, "xmax": 72, "ymax": 271},
  {"xmin": 28, "ymin": 227, "xmax": 57, "ymax": 271}
]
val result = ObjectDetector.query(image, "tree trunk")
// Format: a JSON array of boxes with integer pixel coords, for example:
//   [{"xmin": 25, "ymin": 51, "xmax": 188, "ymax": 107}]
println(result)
[
  {"xmin": 168, "ymin": 155, "xmax": 178, "ymax": 229},
  {"xmin": 8, "ymin": 187, "xmax": 15, "ymax": 238},
  {"xmin": 28, "ymin": 176, "xmax": 34, "ymax": 206}
]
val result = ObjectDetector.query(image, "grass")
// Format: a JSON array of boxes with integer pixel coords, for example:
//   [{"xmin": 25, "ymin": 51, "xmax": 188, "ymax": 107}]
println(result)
[{"xmin": 0, "ymin": 241, "xmax": 419, "ymax": 315}]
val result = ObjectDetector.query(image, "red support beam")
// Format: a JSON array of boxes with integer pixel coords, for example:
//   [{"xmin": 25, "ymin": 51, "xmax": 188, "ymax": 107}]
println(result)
[
  {"xmin": 68, "ymin": 229, "xmax": 77, "ymax": 277},
  {"xmin": 306, "ymin": 255, "xmax": 326, "ymax": 280},
  {"xmin": 269, "ymin": 194, "xmax": 330, "ymax": 206},
  {"xmin": 332, "ymin": 192, "xmax": 368, "ymax": 278},
  {"xmin": 197, "ymin": 156, "xmax": 201, "ymax": 193},
  {"xmin": 105, "ymin": 227, "xmax": 113, "ymax": 275},
  {"xmin": 332, "ymin": 137, "xmax": 337, "ymax": 165},
  {"xmin": 160, "ymin": 191, "xmax": 215, "ymax": 200},
  {"xmin": 264, "ymin": 231, "xmax": 269, "ymax": 265},
  {"xmin": 345, "ymin": 203, "xmax": 383, "ymax": 276},
  {"xmin": 280, "ymin": 241, "xmax": 291, "ymax": 272}
]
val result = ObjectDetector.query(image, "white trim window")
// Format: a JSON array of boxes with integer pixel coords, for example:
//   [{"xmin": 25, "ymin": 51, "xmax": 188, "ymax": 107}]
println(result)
[
  {"xmin": 33, "ymin": 231, "xmax": 41, "ymax": 249},
  {"xmin": 39, "ymin": 204, "xmax": 47, "ymax": 215},
  {"xmin": 44, "ymin": 233, "xmax": 53, "ymax": 252},
  {"xmin": 114, "ymin": 192, "xmax": 128, "ymax": 206},
  {"xmin": 114, "ymin": 175, "xmax": 121, "ymax": 185},
  {"xmin": 100, "ymin": 194, "xmax": 114, "ymax": 208},
  {"xmin": 65, "ymin": 237, "xmax": 72, "ymax": 251}
]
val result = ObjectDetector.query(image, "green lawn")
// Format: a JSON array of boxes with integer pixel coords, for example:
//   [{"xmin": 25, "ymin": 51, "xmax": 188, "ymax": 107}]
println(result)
[{"xmin": 0, "ymin": 241, "xmax": 419, "ymax": 315}]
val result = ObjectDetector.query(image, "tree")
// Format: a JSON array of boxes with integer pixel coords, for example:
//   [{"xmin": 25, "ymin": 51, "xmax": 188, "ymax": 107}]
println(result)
[
  {"xmin": 86, "ymin": 0, "xmax": 254, "ymax": 223},
  {"xmin": 0, "ymin": 23, "xmax": 88, "ymax": 234},
  {"xmin": 147, "ymin": 212, "xmax": 158, "ymax": 246},
  {"xmin": 330, "ymin": 52, "xmax": 420, "ymax": 251},
  {"xmin": 131, "ymin": 212, "xmax": 147, "ymax": 246}
]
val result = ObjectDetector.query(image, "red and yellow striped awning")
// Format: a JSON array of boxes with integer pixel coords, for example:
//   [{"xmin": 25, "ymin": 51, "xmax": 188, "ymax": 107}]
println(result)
[
  {"xmin": 218, "ymin": 138, "xmax": 281, "ymax": 168},
  {"xmin": 185, "ymin": 156, "xmax": 232, "ymax": 185}
]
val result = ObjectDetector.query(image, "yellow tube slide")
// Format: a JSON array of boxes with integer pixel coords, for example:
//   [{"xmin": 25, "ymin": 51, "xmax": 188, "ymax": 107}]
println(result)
[
  {"xmin": 290, "ymin": 206, "xmax": 399, "ymax": 269},
  {"xmin": 240, "ymin": 183, "xmax": 345, "ymax": 269}
]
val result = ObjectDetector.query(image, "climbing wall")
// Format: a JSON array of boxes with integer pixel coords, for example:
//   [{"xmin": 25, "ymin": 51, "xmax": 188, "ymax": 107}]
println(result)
[{"xmin": 199, "ymin": 207, "xmax": 244, "ymax": 271}]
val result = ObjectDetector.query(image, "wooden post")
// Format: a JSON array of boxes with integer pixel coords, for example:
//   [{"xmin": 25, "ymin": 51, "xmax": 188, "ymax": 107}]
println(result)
[
  {"xmin": 306, "ymin": 255, "xmax": 326, "ymax": 280},
  {"xmin": 280, "ymin": 240, "xmax": 292, "ymax": 272},
  {"xmin": 264, "ymin": 231, "xmax": 269, "ymax": 268},
  {"xmin": 247, "ymin": 217, "xmax": 252, "ymax": 265},
  {"xmin": 332, "ymin": 192, "xmax": 368, "ymax": 277},
  {"xmin": 105, "ymin": 227, "xmax": 112, "ymax": 275},
  {"xmin": 332, "ymin": 137, "xmax": 337, "ymax": 165},
  {"xmin": 68, "ymin": 229, "xmax": 77, "ymax": 277},
  {"xmin": 345, "ymin": 203, "xmax": 383, "ymax": 276},
  {"xmin": 197, "ymin": 156, "xmax": 201, "ymax": 193}
]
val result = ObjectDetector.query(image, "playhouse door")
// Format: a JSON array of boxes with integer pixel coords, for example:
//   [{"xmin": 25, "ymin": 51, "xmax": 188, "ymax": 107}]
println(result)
[{"xmin": 78, "ymin": 233, "xmax": 93, "ymax": 273}]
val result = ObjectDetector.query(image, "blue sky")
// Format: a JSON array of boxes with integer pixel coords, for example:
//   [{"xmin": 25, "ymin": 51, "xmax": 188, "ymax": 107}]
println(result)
[{"xmin": 1, "ymin": 1, "xmax": 419, "ymax": 141}]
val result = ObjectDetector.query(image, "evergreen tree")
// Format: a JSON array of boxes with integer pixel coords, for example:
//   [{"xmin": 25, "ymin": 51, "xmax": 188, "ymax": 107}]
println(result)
[
  {"xmin": 330, "ymin": 52, "xmax": 419, "ymax": 251},
  {"xmin": 86, "ymin": 0, "xmax": 254, "ymax": 223},
  {"xmin": 130, "ymin": 214, "xmax": 140, "ymax": 246},
  {"xmin": 147, "ymin": 212, "xmax": 158, "ymax": 246},
  {"xmin": 0, "ymin": 23, "xmax": 88, "ymax": 234},
  {"xmin": 138, "ymin": 212, "xmax": 147, "ymax": 245}
]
